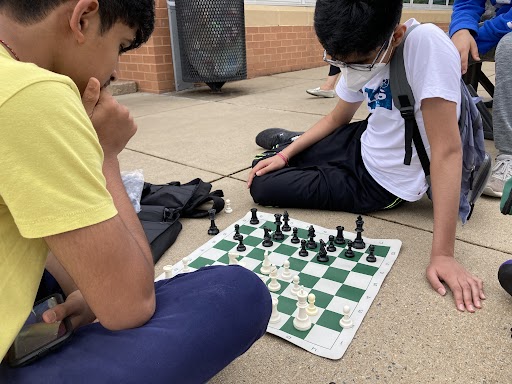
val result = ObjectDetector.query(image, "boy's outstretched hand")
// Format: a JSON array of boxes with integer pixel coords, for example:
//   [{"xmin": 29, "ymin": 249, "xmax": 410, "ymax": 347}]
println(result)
[
  {"xmin": 247, "ymin": 154, "xmax": 287, "ymax": 188},
  {"xmin": 426, "ymin": 255, "xmax": 485, "ymax": 313}
]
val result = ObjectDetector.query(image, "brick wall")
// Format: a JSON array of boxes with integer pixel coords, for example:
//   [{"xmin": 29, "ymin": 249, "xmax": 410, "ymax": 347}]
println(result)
[
  {"xmin": 246, "ymin": 26, "xmax": 324, "ymax": 78},
  {"xmin": 115, "ymin": 3, "xmax": 451, "ymax": 94},
  {"xmin": 117, "ymin": 0, "xmax": 174, "ymax": 93}
]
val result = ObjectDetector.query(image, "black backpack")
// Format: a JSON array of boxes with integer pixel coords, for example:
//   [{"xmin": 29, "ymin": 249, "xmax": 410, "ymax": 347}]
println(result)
[
  {"xmin": 390, "ymin": 24, "xmax": 492, "ymax": 223},
  {"xmin": 138, "ymin": 178, "xmax": 224, "ymax": 264}
]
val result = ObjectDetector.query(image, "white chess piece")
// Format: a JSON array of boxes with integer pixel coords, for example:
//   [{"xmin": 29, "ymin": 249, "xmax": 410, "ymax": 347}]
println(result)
[
  {"xmin": 339, "ymin": 305, "xmax": 354, "ymax": 329},
  {"xmin": 267, "ymin": 265, "xmax": 281, "ymax": 292},
  {"xmin": 260, "ymin": 250, "xmax": 272, "ymax": 275},
  {"xmin": 290, "ymin": 275, "xmax": 300, "ymax": 296},
  {"xmin": 293, "ymin": 287, "xmax": 312, "ymax": 331},
  {"xmin": 306, "ymin": 293, "xmax": 318, "ymax": 316},
  {"xmin": 224, "ymin": 199, "xmax": 233, "ymax": 214},
  {"xmin": 182, "ymin": 257, "xmax": 190, "ymax": 273},
  {"xmin": 269, "ymin": 297, "xmax": 281, "ymax": 324},
  {"xmin": 228, "ymin": 252, "xmax": 239, "ymax": 265},
  {"xmin": 163, "ymin": 265, "xmax": 174, "ymax": 279},
  {"xmin": 281, "ymin": 260, "xmax": 292, "ymax": 281}
]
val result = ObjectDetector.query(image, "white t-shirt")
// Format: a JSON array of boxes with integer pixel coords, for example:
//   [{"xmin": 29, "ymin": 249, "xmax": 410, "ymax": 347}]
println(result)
[{"xmin": 336, "ymin": 19, "xmax": 461, "ymax": 202}]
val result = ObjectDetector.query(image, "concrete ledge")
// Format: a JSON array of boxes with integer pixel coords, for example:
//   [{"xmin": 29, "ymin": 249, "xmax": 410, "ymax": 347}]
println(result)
[{"xmin": 107, "ymin": 80, "xmax": 138, "ymax": 96}]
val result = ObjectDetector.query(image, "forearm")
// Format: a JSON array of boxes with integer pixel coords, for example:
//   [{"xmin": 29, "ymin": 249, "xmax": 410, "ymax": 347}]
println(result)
[
  {"xmin": 103, "ymin": 156, "xmax": 154, "ymax": 269},
  {"xmin": 430, "ymin": 149, "xmax": 462, "ymax": 258},
  {"xmin": 45, "ymin": 251, "xmax": 78, "ymax": 296},
  {"xmin": 281, "ymin": 101, "xmax": 358, "ymax": 160}
]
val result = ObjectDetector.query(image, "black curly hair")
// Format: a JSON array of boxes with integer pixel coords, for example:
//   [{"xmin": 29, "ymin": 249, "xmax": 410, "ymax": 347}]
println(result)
[{"xmin": 0, "ymin": 0, "xmax": 155, "ymax": 51}]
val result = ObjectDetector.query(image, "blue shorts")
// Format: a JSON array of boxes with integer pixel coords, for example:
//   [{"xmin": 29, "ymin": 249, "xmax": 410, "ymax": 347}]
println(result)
[{"xmin": 1, "ymin": 266, "xmax": 272, "ymax": 384}]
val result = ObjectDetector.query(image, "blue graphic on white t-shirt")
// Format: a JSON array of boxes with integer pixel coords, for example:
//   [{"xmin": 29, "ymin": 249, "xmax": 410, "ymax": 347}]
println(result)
[{"xmin": 364, "ymin": 79, "xmax": 392, "ymax": 111}]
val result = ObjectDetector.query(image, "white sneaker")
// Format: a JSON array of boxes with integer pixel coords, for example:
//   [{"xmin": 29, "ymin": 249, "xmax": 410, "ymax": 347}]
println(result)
[
  {"xmin": 306, "ymin": 87, "xmax": 335, "ymax": 98},
  {"xmin": 483, "ymin": 154, "xmax": 512, "ymax": 197}
]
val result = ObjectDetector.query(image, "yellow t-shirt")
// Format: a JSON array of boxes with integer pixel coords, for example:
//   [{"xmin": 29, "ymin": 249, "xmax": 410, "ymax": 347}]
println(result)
[{"xmin": 0, "ymin": 46, "xmax": 118, "ymax": 359}]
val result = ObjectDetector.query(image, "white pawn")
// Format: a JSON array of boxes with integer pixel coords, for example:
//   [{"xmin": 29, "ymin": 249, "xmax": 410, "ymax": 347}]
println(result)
[
  {"xmin": 339, "ymin": 305, "xmax": 354, "ymax": 329},
  {"xmin": 306, "ymin": 293, "xmax": 318, "ymax": 316},
  {"xmin": 290, "ymin": 275, "xmax": 300, "ymax": 296},
  {"xmin": 281, "ymin": 260, "xmax": 292, "ymax": 281},
  {"xmin": 293, "ymin": 287, "xmax": 312, "ymax": 331},
  {"xmin": 224, "ymin": 199, "xmax": 233, "ymax": 214},
  {"xmin": 182, "ymin": 257, "xmax": 190, "ymax": 273},
  {"xmin": 269, "ymin": 297, "xmax": 281, "ymax": 324},
  {"xmin": 228, "ymin": 251, "xmax": 239, "ymax": 265},
  {"xmin": 267, "ymin": 265, "xmax": 281, "ymax": 292},
  {"xmin": 260, "ymin": 250, "xmax": 272, "ymax": 275},
  {"xmin": 163, "ymin": 265, "xmax": 174, "ymax": 279}
]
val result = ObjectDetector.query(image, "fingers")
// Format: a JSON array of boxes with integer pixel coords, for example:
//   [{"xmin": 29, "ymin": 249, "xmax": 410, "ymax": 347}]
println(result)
[
  {"xmin": 81, "ymin": 78, "xmax": 101, "ymax": 118},
  {"xmin": 426, "ymin": 267, "xmax": 447, "ymax": 296},
  {"xmin": 247, "ymin": 156, "xmax": 286, "ymax": 188},
  {"xmin": 461, "ymin": 54, "xmax": 469, "ymax": 75},
  {"xmin": 247, "ymin": 161, "xmax": 267, "ymax": 188},
  {"xmin": 470, "ymin": 39, "xmax": 480, "ymax": 62}
]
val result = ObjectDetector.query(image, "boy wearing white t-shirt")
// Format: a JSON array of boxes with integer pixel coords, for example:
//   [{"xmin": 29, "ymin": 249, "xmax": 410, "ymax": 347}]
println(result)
[{"xmin": 248, "ymin": 0, "xmax": 485, "ymax": 313}]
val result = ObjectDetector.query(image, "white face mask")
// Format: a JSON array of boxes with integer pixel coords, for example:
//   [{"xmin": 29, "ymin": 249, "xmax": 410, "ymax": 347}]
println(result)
[{"xmin": 343, "ymin": 35, "xmax": 394, "ymax": 92}]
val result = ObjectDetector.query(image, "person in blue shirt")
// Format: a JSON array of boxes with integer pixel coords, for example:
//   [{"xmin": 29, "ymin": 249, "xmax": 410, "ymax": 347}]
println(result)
[{"xmin": 450, "ymin": 0, "xmax": 512, "ymax": 197}]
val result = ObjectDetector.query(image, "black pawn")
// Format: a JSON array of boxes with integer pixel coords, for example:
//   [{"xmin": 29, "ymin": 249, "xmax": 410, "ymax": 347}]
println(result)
[
  {"xmin": 344, "ymin": 240, "xmax": 355, "ymax": 258},
  {"xmin": 208, "ymin": 209, "xmax": 219, "ymax": 236},
  {"xmin": 335, "ymin": 226, "xmax": 346, "ymax": 245},
  {"xmin": 282, "ymin": 211, "xmax": 291, "ymax": 232},
  {"xmin": 327, "ymin": 235, "xmax": 337, "ymax": 252},
  {"xmin": 233, "ymin": 224, "xmax": 242, "ymax": 241},
  {"xmin": 290, "ymin": 227, "xmax": 300, "ymax": 244},
  {"xmin": 366, "ymin": 245, "xmax": 377, "ymax": 263},
  {"xmin": 250, "ymin": 208, "xmax": 259, "ymax": 225},
  {"xmin": 299, "ymin": 240, "xmax": 309, "ymax": 257},
  {"xmin": 316, "ymin": 240, "xmax": 329, "ymax": 263},
  {"xmin": 353, "ymin": 215, "xmax": 365, "ymax": 249},
  {"xmin": 236, "ymin": 235, "xmax": 246, "ymax": 252},
  {"xmin": 273, "ymin": 214, "xmax": 284, "ymax": 240}
]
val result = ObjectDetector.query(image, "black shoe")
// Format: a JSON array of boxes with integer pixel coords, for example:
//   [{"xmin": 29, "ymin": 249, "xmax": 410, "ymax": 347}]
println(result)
[{"xmin": 255, "ymin": 128, "xmax": 303, "ymax": 150}]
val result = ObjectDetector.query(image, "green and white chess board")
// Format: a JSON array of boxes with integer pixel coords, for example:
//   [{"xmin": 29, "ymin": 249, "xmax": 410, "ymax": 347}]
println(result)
[{"xmin": 156, "ymin": 210, "xmax": 402, "ymax": 360}]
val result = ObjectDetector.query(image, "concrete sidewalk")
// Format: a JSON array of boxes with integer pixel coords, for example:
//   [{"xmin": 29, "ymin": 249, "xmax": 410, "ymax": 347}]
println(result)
[{"xmin": 116, "ymin": 65, "xmax": 511, "ymax": 384}]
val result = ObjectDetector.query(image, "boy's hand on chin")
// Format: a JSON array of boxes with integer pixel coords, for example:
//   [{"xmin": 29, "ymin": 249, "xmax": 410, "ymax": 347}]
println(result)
[
  {"xmin": 81, "ymin": 77, "xmax": 137, "ymax": 158},
  {"xmin": 426, "ymin": 255, "xmax": 485, "ymax": 313}
]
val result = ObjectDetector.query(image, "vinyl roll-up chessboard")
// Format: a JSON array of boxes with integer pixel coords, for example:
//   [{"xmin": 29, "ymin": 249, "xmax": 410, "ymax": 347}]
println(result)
[{"xmin": 156, "ymin": 211, "xmax": 402, "ymax": 359}]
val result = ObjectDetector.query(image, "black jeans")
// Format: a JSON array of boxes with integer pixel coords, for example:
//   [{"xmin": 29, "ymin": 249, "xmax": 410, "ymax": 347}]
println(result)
[{"xmin": 250, "ymin": 120, "xmax": 402, "ymax": 213}]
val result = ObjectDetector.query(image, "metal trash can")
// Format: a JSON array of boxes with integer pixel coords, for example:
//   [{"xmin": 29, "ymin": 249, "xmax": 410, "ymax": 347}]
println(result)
[{"xmin": 174, "ymin": 0, "xmax": 247, "ymax": 92}]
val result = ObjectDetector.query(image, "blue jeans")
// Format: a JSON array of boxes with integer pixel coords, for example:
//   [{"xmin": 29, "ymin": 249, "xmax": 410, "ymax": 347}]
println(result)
[{"xmin": 1, "ymin": 266, "xmax": 271, "ymax": 384}]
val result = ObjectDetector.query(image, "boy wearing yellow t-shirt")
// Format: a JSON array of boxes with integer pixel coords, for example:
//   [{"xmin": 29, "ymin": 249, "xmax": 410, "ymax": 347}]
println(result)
[{"xmin": 0, "ymin": 1, "xmax": 270, "ymax": 381}]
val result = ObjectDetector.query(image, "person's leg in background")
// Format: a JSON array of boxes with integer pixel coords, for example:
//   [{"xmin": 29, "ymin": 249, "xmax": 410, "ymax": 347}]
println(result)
[
  {"xmin": 1, "ymin": 266, "xmax": 271, "ymax": 384},
  {"xmin": 306, "ymin": 65, "xmax": 341, "ymax": 98},
  {"xmin": 484, "ymin": 32, "xmax": 512, "ymax": 197}
]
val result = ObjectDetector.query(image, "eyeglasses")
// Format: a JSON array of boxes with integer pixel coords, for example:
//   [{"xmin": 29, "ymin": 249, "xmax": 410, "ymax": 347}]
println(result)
[{"xmin": 323, "ymin": 38, "xmax": 390, "ymax": 72}]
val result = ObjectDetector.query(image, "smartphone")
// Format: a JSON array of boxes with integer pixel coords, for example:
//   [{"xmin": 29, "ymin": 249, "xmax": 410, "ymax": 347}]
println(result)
[{"xmin": 7, "ymin": 293, "xmax": 73, "ymax": 367}]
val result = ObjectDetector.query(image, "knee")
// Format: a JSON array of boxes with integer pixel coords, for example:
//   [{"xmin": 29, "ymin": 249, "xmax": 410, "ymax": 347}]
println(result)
[
  {"xmin": 496, "ymin": 33, "xmax": 512, "ymax": 62},
  {"xmin": 209, "ymin": 266, "xmax": 271, "ymax": 333},
  {"xmin": 250, "ymin": 175, "xmax": 269, "ymax": 205}
]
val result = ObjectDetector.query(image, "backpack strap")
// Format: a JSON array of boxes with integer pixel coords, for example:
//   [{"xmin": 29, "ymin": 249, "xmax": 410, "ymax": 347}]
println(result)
[{"xmin": 389, "ymin": 24, "xmax": 432, "ymax": 186}]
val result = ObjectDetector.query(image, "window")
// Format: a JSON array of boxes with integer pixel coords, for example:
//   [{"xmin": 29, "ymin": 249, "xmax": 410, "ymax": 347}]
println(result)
[{"xmin": 245, "ymin": 0, "xmax": 454, "ymax": 7}]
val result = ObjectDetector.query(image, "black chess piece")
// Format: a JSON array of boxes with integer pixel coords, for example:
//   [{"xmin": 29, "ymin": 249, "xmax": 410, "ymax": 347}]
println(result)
[
  {"xmin": 299, "ymin": 240, "xmax": 309, "ymax": 257},
  {"xmin": 250, "ymin": 208, "xmax": 259, "ymax": 225},
  {"xmin": 335, "ymin": 226, "xmax": 346, "ymax": 245},
  {"xmin": 366, "ymin": 245, "xmax": 377, "ymax": 263},
  {"xmin": 344, "ymin": 240, "xmax": 355, "ymax": 258},
  {"xmin": 233, "ymin": 224, "xmax": 242, "ymax": 241},
  {"xmin": 290, "ymin": 227, "xmax": 300, "ymax": 244},
  {"xmin": 207, "ymin": 209, "xmax": 219, "ymax": 236},
  {"xmin": 282, "ymin": 211, "xmax": 291, "ymax": 232},
  {"xmin": 316, "ymin": 240, "xmax": 329, "ymax": 262},
  {"xmin": 262, "ymin": 227, "xmax": 273, "ymax": 247},
  {"xmin": 353, "ymin": 215, "xmax": 365, "ymax": 249},
  {"xmin": 236, "ymin": 235, "xmax": 246, "ymax": 252},
  {"xmin": 327, "ymin": 235, "xmax": 337, "ymax": 252},
  {"xmin": 273, "ymin": 213, "xmax": 285, "ymax": 241},
  {"xmin": 306, "ymin": 225, "xmax": 317, "ymax": 249}
]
